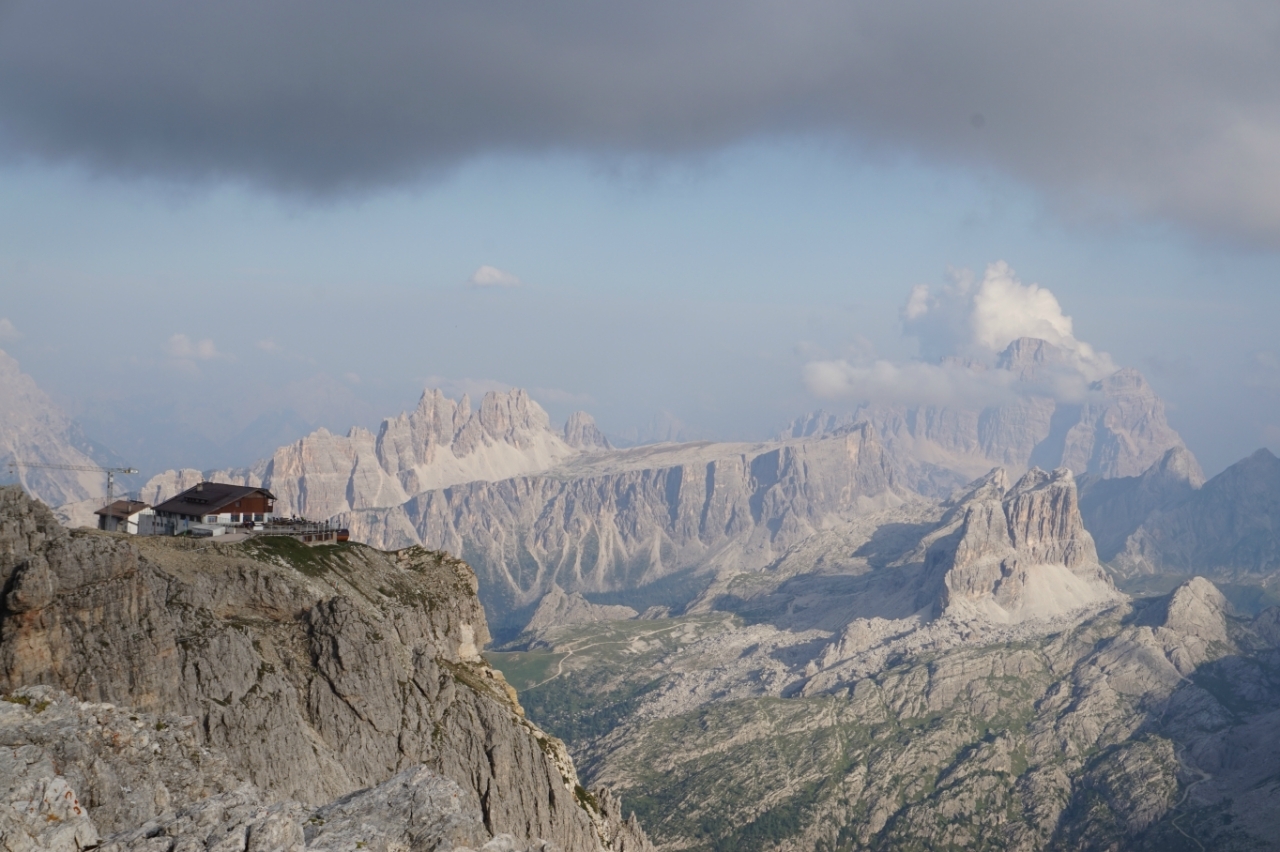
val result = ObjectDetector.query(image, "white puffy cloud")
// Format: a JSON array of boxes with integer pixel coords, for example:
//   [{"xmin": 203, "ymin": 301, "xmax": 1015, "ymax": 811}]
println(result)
[
  {"xmin": 903, "ymin": 262, "xmax": 1116, "ymax": 381},
  {"xmin": 167, "ymin": 333, "xmax": 221, "ymax": 360},
  {"xmin": 467, "ymin": 265, "xmax": 523, "ymax": 288},
  {"xmin": 805, "ymin": 262, "xmax": 1115, "ymax": 408},
  {"xmin": 0, "ymin": 318, "xmax": 21, "ymax": 342}
]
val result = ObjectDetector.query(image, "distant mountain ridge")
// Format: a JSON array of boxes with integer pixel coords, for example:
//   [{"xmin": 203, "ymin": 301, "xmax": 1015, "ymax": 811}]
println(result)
[
  {"xmin": 1077, "ymin": 445, "xmax": 1204, "ymax": 561},
  {"xmin": 0, "ymin": 349, "xmax": 116, "ymax": 517},
  {"xmin": 141, "ymin": 388, "xmax": 600, "ymax": 518},
  {"xmin": 783, "ymin": 337, "xmax": 1200, "ymax": 492},
  {"xmin": 134, "ymin": 338, "xmax": 1204, "ymax": 635},
  {"xmin": 349, "ymin": 424, "xmax": 903, "ymax": 632},
  {"xmin": 1115, "ymin": 447, "xmax": 1280, "ymax": 582}
]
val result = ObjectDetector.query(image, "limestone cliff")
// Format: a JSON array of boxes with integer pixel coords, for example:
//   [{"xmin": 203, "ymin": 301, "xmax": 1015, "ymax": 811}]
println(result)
[
  {"xmin": 141, "ymin": 388, "xmax": 581, "ymax": 520},
  {"xmin": 1, "ymin": 683, "xmax": 650, "ymax": 852},
  {"xmin": 345, "ymin": 423, "xmax": 903, "ymax": 633},
  {"xmin": 691, "ymin": 465, "xmax": 1120, "ymax": 631},
  {"xmin": 927, "ymin": 466, "xmax": 1119, "ymax": 622},
  {"xmin": 0, "ymin": 486, "xmax": 650, "ymax": 852}
]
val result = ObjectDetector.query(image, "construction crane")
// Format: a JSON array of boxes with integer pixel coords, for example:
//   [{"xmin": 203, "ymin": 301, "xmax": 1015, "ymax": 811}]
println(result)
[{"xmin": 7, "ymin": 461, "xmax": 139, "ymax": 504}]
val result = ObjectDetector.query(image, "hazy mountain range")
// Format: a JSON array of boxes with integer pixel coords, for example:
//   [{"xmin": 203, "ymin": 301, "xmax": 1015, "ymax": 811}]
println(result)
[
  {"xmin": 9, "ymin": 335, "xmax": 1280, "ymax": 631},
  {"xmin": 486, "ymin": 437, "xmax": 1280, "ymax": 850},
  {"xmin": 0, "ymin": 349, "xmax": 133, "ymax": 523},
  {"xmin": 122, "ymin": 335, "xmax": 1219, "ymax": 636},
  {"xmin": 6, "ymin": 338, "xmax": 1280, "ymax": 850}
]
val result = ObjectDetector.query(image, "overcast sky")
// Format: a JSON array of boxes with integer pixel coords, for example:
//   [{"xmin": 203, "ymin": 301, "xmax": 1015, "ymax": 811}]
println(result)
[{"xmin": 2, "ymin": 0, "xmax": 1280, "ymax": 477}]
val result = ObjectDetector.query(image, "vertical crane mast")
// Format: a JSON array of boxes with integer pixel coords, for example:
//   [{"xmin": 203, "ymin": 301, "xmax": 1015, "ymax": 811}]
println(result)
[{"xmin": 6, "ymin": 461, "xmax": 140, "ymax": 503}]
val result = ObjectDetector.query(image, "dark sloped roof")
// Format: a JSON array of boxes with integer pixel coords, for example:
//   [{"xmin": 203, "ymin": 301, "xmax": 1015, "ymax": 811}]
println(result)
[
  {"xmin": 94, "ymin": 499, "xmax": 150, "ymax": 520},
  {"xmin": 152, "ymin": 483, "xmax": 276, "ymax": 517}
]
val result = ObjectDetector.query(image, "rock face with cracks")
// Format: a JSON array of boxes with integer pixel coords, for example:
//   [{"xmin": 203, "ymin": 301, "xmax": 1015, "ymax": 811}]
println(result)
[
  {"xmin": 346, "ymin": 422, "xmax": 903, "ymax": 635},
  {"xmin": 0, "ymin": 684, "xmax": 598, "ymax": 852},
  {"xmin": 928, "ymin": 467, "xmax": 1120, "ymax": 622},
  {"xmin": 0, "ymin": 485, "xmax": 652, "ymax": 852}
]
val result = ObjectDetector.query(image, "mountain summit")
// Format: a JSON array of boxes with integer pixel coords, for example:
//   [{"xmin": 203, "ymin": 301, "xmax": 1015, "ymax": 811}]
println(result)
[
  {"xmin": 787, "ymin": 337, "xmax": 1198, "ymax": 492},
  {"xmin": 930, "ymin": 466, "xmax": 1120, "ymax": 622},
  {"xmin": 141, "ymin": 387, "xmax": 581, "ymax": 520}
]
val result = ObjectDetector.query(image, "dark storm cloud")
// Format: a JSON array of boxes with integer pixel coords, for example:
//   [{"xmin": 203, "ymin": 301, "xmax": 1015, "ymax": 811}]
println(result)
[{"xmin": 2, "ymin": 0, "xmax": 1279, "ymax": 240}]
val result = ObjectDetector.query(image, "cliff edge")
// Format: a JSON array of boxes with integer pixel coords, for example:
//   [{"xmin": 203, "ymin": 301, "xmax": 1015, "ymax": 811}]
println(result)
[{"xmin": 0, "ymin": 485, "xmax": 650, "ymax": 851}]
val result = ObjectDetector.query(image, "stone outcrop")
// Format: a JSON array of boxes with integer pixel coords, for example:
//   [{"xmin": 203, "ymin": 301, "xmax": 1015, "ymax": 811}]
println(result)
[
  {"xmin": 562, "ymin": 411, "xmax": 611, "ymax": 451},
  {"xmin": 685, "ymin": 466, "xmax": 1119, "ymax": 637},
  {"xmin": 0, "ymin": 685, "xmax": 569, "ymax": 852},
  {"xmin": 519, "ymin": 585, "xmax": 637, "ymax": 643},
  {"xmin": 927, "ymin": 466, "xmax": 1119, "ymax": 622},
  {"xmin": 0, "ymin": 486, "xmax": 651, "ymax": 852},
  {"xmin": 0, "ymin": 683, "xmax": 241, "ymax": 851}
]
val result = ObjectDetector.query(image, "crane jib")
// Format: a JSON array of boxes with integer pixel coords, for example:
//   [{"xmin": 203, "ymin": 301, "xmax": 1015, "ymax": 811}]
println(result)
[{"xmin": 7, "ymin": 461, "xmax": 139, "ymax": 504}]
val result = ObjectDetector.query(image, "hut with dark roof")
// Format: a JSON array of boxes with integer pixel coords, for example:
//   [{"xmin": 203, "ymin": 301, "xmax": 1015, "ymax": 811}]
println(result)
[{"xmin": 151, "ymin": 482, "xmax": 276, "ymax": 535}]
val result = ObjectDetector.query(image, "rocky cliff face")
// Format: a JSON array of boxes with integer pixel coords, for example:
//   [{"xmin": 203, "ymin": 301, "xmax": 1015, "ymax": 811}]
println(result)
[
  {"xmin": 141, "ymin": 388, "xmax": 581, "ymax": 520},
  {"xmin": 1, "ymin": 684, "xmax": 652, "ymax": 852},
  {"xmin": 1077, "ymin": 445, "xmax": 1204, "ymax": 561},
  {"xmin": 685, "ymin": 465, "xmax": 1118, "ymax": 632},
  {"xmin": 0, "ymin": 486, "xmax": 650, "ymax": 852},
  {"xmin": 927, "ymin": 467, "xmax": 1119, "ymax": 622},
  {"xmin": 345, "ymin": 423, "xmax": 903, "ymax": 634}
]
